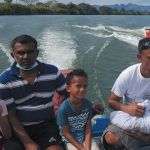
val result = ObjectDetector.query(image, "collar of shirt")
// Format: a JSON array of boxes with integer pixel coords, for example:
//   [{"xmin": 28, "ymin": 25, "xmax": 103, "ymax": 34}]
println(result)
[{"xmin": 10, "ymin": 60, "xmax": 44, "ymax": 79}]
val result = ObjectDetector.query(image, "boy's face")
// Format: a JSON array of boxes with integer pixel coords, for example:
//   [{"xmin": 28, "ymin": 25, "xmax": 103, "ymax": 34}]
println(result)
[{"xmin": 67, "ymin": 75, "xmax": 88, "ymax": 102}]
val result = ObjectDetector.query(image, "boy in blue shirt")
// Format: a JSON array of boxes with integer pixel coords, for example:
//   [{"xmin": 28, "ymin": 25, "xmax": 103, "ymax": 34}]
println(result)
[{"xmin": 57, "ymin": 69, "xmax": 100, "ymax": 150}]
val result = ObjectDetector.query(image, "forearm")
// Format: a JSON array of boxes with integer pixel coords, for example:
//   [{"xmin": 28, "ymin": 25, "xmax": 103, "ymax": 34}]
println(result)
[
  {"xmin": 84, "ymin": 121, "xmax": 92, "ymax": 150},
  {"xmin": 109, "ymin": 98, "xmax": 125, "ymax": 111},
  {"xmin": 8, "ymin": 111, "xmax": 33, "ymax": 146},
  {"xmin": 108, "ymin": 93, "xmax": 129, "ymax": 112},
  {"xmin": 0, "ymin": 115, "xmax": 11, "ymax": 139},
  {"xmin": 63, "ymin": 128, "xmax": 83, "ymax": 149},
  {"xmin": 84, "ymin": 131, "xmax": 91, "ymax": 150}
]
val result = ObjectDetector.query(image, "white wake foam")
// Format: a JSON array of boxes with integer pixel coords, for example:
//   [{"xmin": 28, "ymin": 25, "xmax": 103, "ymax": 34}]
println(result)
[
  {"xmin": 93, "ymin": 40, "xmax": 112, "ymax": 108},
  {"xmin": 72, "ymin": 24, "xmax": 106, "ymax": 31},
  {"xmin": 0, "ymin": 43, "xmax": 13, "ymax": 63},
  {"xmin": 95, "ymin": 40, "xmax": 111, "ymax": 63},
  {"xmin": 86, "ymin": 32, "xmax": 113, "ymax": 38},
  {"xmin": 38, "ymin": 29, "xmax": 76, "ymax": 69},
  {"xmin": 73, "ymin": 24, "xmax": 145, "ymax": 47},
  {"xmin": 84, "ymin": 46, "xmax": 95, "ymax": 54},
  {"xmin": 113, "ymin": 32, "xmax": 139, "ymax": 46}
]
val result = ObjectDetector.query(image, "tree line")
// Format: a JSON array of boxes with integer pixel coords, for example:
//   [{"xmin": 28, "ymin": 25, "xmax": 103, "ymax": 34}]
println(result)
[{"xmin": 0, "ymin": 0, "xmax": 149, "ymax": 15}]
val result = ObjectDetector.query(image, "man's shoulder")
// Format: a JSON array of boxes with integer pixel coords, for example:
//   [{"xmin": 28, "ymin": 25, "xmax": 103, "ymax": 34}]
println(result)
[
  {"xmin": 39, "ymin": 62, "xmax": 59, "ymax": 74},
  {"xmin": 0, "ymin": 67, "xmax": 13, "ymax": 84},
  {"xmin": 123, "ymin": 64, "xmax": 139, "ymax": 72},
  {"xmin": 120, "ymin": 63, "xmax": 140, "ymax": 77}
]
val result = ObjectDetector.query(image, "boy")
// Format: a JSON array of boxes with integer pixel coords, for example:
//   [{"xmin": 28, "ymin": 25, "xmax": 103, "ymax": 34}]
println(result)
[{"xmin": 57, "ymin": 69, "xmax": 100, "ymax": 150}]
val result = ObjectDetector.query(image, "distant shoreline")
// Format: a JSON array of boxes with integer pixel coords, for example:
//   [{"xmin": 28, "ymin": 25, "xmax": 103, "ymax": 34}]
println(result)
[
  {"xmin": 0, "ymin": 3, "xmax": 150, "ymax": 15},
  {"xmin": 0, "ymin": 14, "xmax": 149, "ymax": 16}
]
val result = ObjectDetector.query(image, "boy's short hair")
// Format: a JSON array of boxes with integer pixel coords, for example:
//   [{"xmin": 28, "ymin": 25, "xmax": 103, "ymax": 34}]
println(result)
[
  {"xmin": 138, "ymin": 38, "xmax": 150, "ymax": 53},
  {"xmin": 11, "ymin": 34, "xmax": 37, "ymax": 50},
  {"xmin": 66, "ymin": 69, "xmax": 88, "ymax": 85}
]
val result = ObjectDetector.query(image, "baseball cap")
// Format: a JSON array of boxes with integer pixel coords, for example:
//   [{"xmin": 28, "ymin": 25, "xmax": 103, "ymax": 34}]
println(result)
[{"xmin": 138, "ymin": 38, "xmax": 150, "ymax": 52}]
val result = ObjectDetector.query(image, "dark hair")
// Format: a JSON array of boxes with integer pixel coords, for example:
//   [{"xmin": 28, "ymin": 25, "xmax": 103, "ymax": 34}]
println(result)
[
  {"xmin": 66, "ymin": 69, "xmax": 88, "ymax": 85},
  {"xmin": 138, "ymin": 38, "xmax": 150, "ymax": 53},
  {"xmin": 11, "ymin": 34, "xmax": 37, "ymax": 50}
]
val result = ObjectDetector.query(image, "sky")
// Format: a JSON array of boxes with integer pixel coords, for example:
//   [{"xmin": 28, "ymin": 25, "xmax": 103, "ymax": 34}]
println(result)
[{"xmin": 56, "ymin": 0, "xmax": 150, "ymax": 6}]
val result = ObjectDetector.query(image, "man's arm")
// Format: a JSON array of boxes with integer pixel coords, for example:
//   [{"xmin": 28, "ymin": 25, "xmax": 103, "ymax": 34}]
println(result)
[
  {"xmin": 0, "ymin": 115, "xmax": 11, "ymax": 139},
  {"xmin": 0, "ymin": 101, "xmax": 11, "ymax": 139},
  {"xmin": 92, "ymin": 101, "xmax": 104, "ymax": 116},
  {"xmin": 8, "ymin": 110, "xmax": 38, "ymax": 150},
  {"xmin": 108, "ymin": 92, "xmax": 144, "ymax": 117}
]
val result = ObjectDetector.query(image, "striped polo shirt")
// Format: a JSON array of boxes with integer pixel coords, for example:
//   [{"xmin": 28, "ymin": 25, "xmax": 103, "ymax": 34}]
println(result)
[{"xmin": 0, "ymin": 61, "xmax": 66, "ymax": 126}]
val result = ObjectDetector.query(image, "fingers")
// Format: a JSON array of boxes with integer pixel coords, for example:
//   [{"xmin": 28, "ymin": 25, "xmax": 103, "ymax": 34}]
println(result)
[
  {"xmin": 137, "ymin": 108, "xmax": 144, "ymax": 115},
  {"xmin": 136, "ymin": 111, "xmax": 143, "ymax": 117},
  {"xmin": 137, "ymin": 105, "xmax": 144, "ymax": 110},
  {"xmin": 136, "ymin": 105, "xmax": 145, "ymax": 117},
  {"xmin": 128, "ymin": 102, "xmax": 145, "ymax": 117}
]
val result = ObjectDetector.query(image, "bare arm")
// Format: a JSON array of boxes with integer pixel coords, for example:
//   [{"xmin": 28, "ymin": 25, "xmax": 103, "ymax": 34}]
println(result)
[
  {"xmin": 83, "ymin": 120, "xmax": 92, "ymax": 150},
  {"xmin": 8, "ymin": 110, "xmax": 38, "ymax": 150},
  {"xmin": 108, "ymin": 92, "xmax": 144, "ymax": 117},
  {"xmin": 63, "ymin": 126, "xmax": 85, "ymax": 150},
  {"xmin": 0, "ymin": 115, "xmax": 11, "ymax": 139},
  {"xmin": 0, "ymin": 104, "xmax": 11, "ymax": 139}
]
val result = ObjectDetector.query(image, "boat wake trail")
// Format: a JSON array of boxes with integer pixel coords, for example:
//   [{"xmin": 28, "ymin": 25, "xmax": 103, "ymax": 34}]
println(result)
[
  {"xmin": 73, "ymin": 24, "xmax": 144, "ymax": 47},
  {"xmin": 0, "ymin": 43, "xmax": 12, "ymax": 63},
  {"xmin": 38, "ymin": 28, "xmax": 77, "ymax": 69},
  {"xmin": 93, "ymin": 40, "xmax": 112, "ymax": 112}
]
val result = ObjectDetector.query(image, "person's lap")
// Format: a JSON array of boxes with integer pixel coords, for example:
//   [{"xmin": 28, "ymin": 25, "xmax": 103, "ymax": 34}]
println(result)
[
  {"xmin": 66, "ymin": 139, "xmax": 100, "ymax": 150},
  {"xmin": 4, "ymin": 136, "xmax": 23, "ymax": 150},
  {"xmin": 101, "ymin": 124, "xmax": 150, "ymax": 150},
  {"xmin": 4, "ymin": 121, "xmax": 64, "ymax": 150}
]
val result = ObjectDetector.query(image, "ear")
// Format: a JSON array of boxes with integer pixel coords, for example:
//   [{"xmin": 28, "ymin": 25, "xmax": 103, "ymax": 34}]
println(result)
[
  {"xmin": 137, "ymin": 53, "xmax": 142, "ymax": 62},
  {"xmin": 10, "ymin": 51, "xmax": 14, "ymax": 58},
  {"xmin": 36, "ymin": 49, "xmax": 39, "ymax": 56},
  {"xmin": 66, "ymin": 85, "xmax": 70, "ymax": 93}
]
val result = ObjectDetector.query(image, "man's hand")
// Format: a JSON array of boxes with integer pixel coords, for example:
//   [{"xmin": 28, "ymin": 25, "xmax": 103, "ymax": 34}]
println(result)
[
  {"xmin": 123, "ymin": 102, "xmax": 144, "ymax": 117},
  {"xmin": 108, "ymin": 93, "xmax": 144, "ymax": 117},
  {"xmin": 25, "ymin": 142, "xmax": 39, "ymax": 150},
  {"xmin": 92, "ymin": 101, "xmax": 104, "ymax": 115}
]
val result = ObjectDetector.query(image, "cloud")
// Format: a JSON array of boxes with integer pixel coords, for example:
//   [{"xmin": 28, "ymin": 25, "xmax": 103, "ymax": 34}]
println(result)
[
  {"xmin": 57, "ymin": 0, "xmax": 150, "ymax": 6},
  {"xmin": 99, "ymin": 0, "xmax": 150, "ymax": 6}
]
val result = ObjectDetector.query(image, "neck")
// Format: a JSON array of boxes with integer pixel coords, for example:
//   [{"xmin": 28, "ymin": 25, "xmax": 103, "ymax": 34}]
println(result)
[
  {"xmin": 16, "ymin": 61, "xmax": 38, "ymax": 71},
  {"xmin": 69, "ymin": 97, "xmax": 83, "ymax": 108},
  {"xmin": 19, "ymin": 66, "xmax": 39, "ymax": 84},
  {"xmin": 20, "ymin": 67, "xmax": 37, "ymax": 75}
]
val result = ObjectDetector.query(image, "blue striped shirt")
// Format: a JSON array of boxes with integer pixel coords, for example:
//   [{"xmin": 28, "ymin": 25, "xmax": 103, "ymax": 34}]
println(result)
[{"xmin": 0, "ymin": 61, "xmax": 66, "ymax": 126}]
